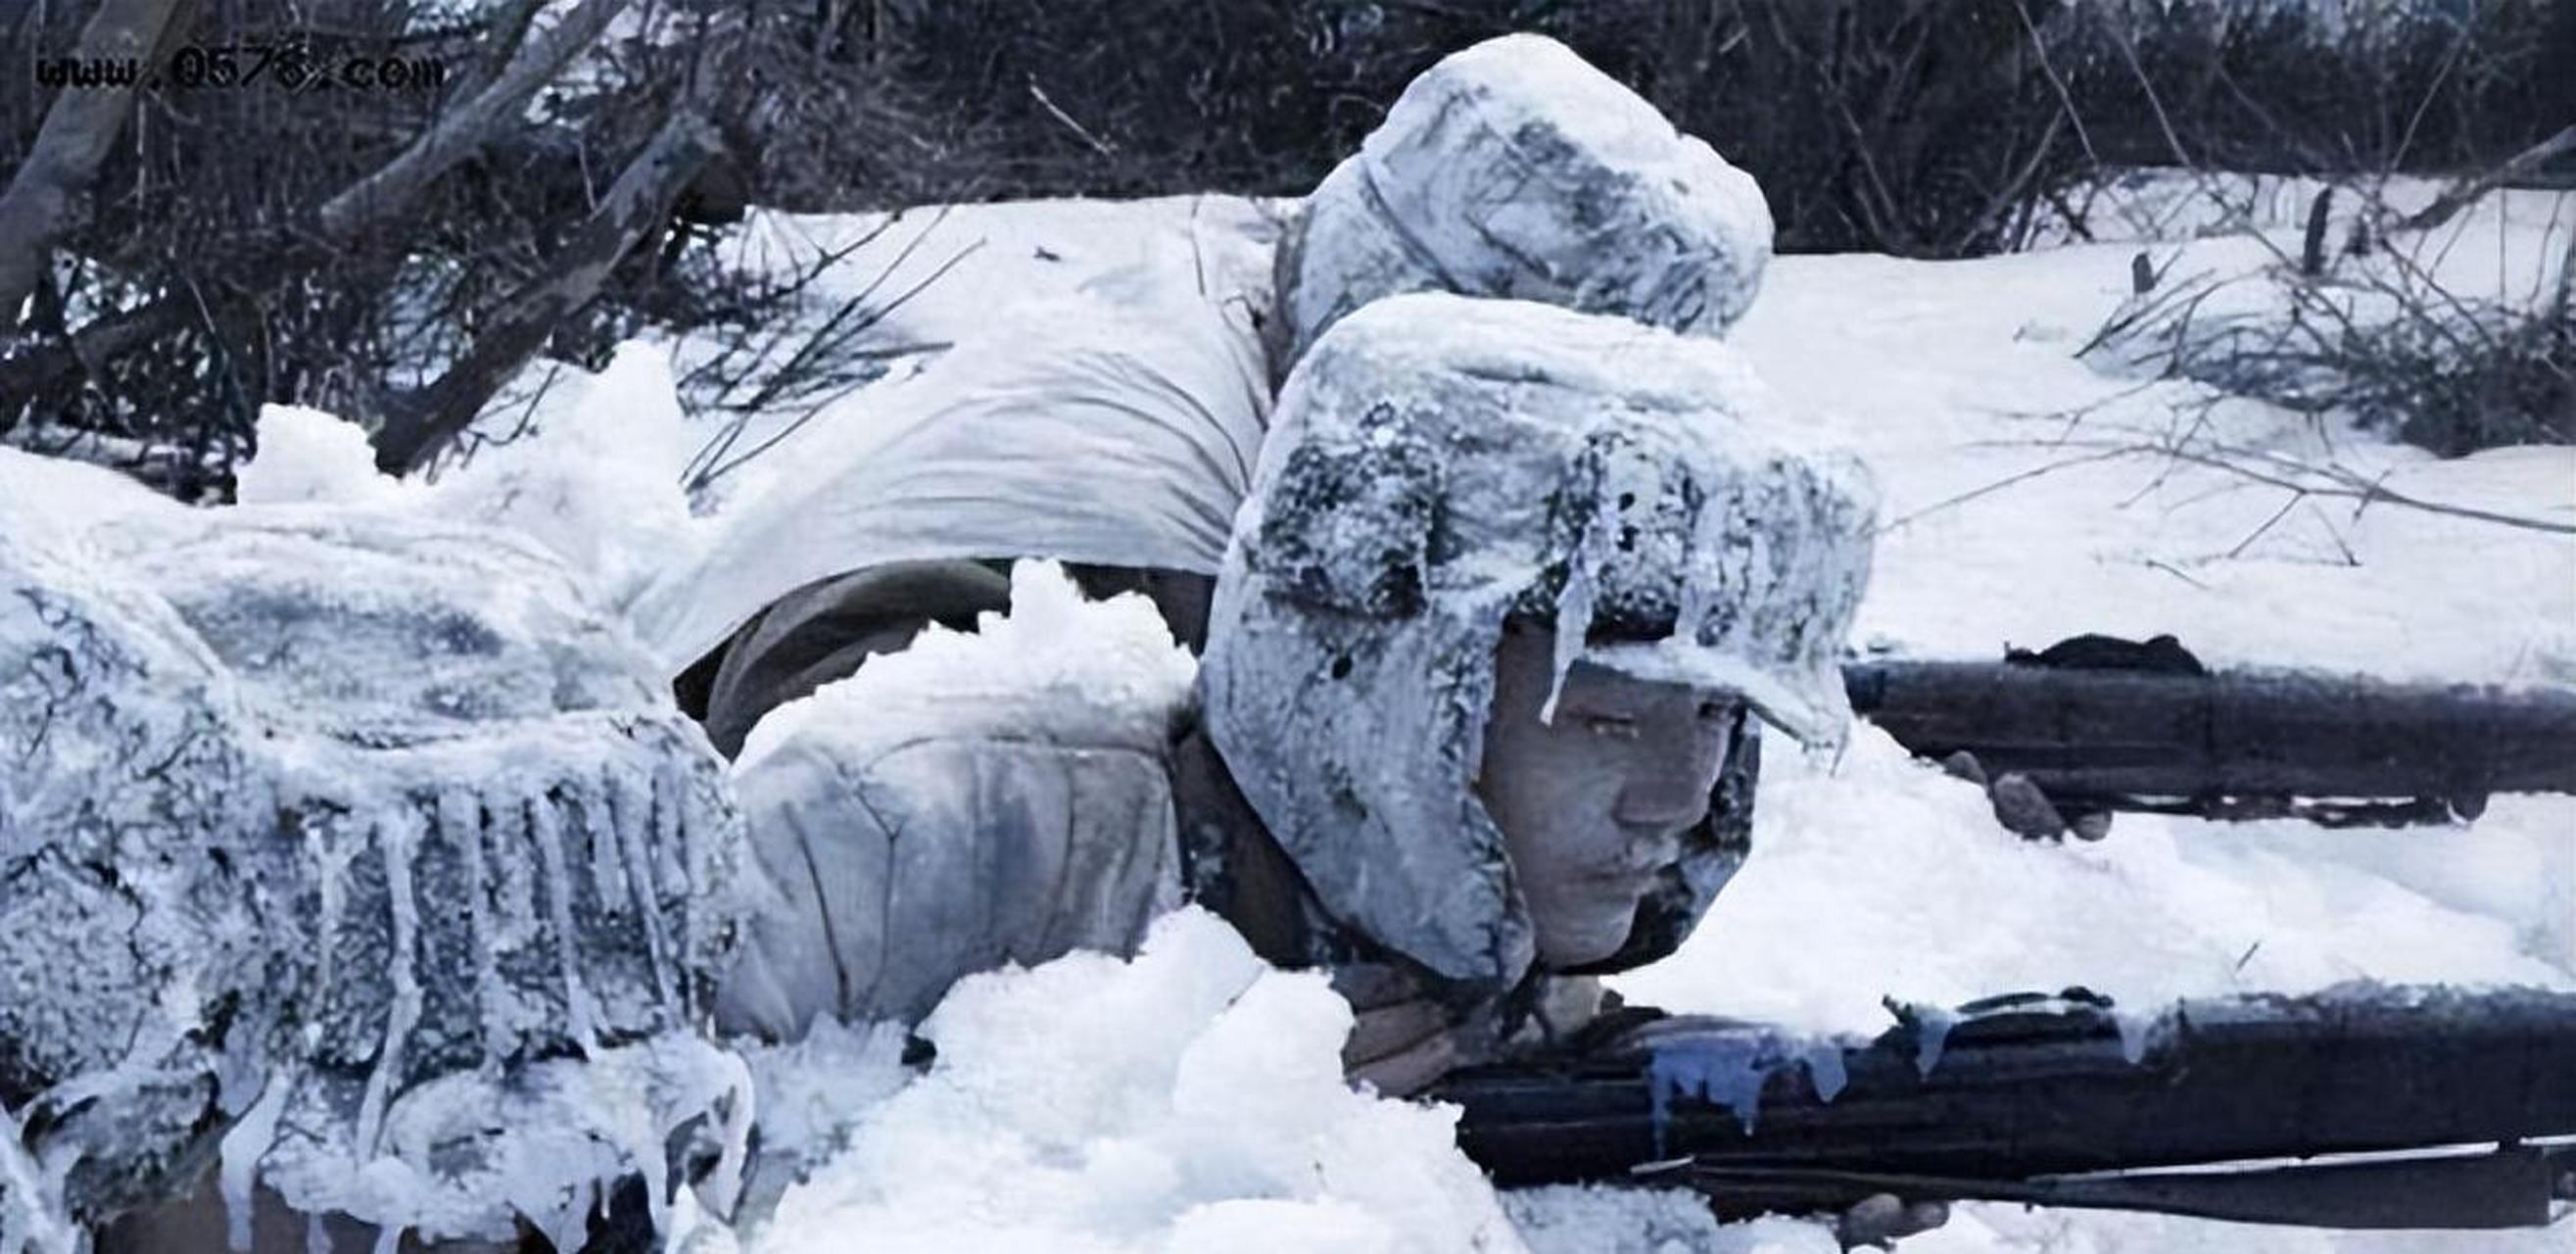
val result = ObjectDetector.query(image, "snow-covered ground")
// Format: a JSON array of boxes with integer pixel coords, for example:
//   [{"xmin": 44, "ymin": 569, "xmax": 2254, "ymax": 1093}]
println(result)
[{"xmin": 190, "ymin": 184, "xmax": 2576, "ymax": 1252}]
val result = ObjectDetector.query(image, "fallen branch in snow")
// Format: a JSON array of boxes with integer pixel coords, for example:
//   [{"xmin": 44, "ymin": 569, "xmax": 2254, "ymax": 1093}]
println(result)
[
  {"xmin": 1888, "ymin": 399, "xmax": 2576, "ymax": 541},
  {"xmin": 2046, "ymin": 425, "xmax": 2576, "ymax": 536},
  {"xmin": 2396, "ymin": 124, "xmax": 2576, "ymax": 237}
]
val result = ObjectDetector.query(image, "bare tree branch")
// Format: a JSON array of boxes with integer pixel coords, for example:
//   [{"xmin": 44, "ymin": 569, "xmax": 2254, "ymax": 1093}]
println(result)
[
  {"xmin": 371, "ymin": 104, "xmax": 722, "ymax": 474},
  {"xmin": 0, "ymin": 0, "xmax": 188, "ymax": 332},
  {"xmin": 439, "ymin": 0, "xmax": 554, "ymax": 106},
  {"xmin": 2035, "ymin": 427, "xmax": 2576, "ymax": 536},
  {"xmin": 2397, "ymin": 125, "xmax": 2576, "ymax": 236},
  {"xmin": 0, "ymin": 294, "xmax": 192, "ymax": 423},
  {"xmin": 315, "ymin": 0, "xmax": 632, "ymax": 243}
]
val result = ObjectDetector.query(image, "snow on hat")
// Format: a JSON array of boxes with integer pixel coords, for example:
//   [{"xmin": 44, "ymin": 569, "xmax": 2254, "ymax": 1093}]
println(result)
[
  {"xmin": 1201, "ymin": 293, "xmax": 1875, "ymax": 988},
  {"xmin": 1274, "ymin": 32, "xmax": 1774, "ymax": 372}
]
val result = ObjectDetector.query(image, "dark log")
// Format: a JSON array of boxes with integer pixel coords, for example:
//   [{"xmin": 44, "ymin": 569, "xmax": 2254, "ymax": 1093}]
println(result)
[{"xmin": 1842, "ymin": 659, "xmax": 2576, "ymax": 808}]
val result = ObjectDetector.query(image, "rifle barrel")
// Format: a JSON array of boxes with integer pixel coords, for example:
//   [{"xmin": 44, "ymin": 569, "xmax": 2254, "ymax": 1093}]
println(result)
[{"xmin": 1840, "ymin": 661, "xmax": 2576, "ymax": 801}]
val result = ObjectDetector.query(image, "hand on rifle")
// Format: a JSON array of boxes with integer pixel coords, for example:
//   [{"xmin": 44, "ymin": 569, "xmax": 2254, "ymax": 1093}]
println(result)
[
  {"xmin": 1338, "ymin": 963, "xmax": 1458, "ymax": 1098},
  {"xmin": 1834, "ymin": 1192, "xmax": 1950, "ymax": 1249},
  {"xmin": 1943, "ymin": 751, "xmax": 2113, "ymax": 842}
]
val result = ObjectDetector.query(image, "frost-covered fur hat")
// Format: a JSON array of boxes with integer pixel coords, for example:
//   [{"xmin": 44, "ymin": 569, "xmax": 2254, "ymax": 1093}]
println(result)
[
  {"xmin": 1200, "ymin": 294, "xmax": 1876, "ymax": 988},
  {"xmin": 1274, "ymin": 32, "xmax": 1774, "ymax": 372}
]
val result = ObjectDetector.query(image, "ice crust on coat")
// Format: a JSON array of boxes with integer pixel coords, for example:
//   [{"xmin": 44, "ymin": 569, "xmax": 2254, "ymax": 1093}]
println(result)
[
  {"xmin": 1277, "ymin": 33, "xmax": 1773, "ymax": 370},
  {"xmin": 0, "ymin": 451, "xmax": 748, "ymax": 1244},
  {"xmin": 634, "ymin": 283, "xmax": 1270, "ymax": 672},
  {"xmin": 1200, "ymin": 294, "xmax": 1877, "ymax": 989},
  {"xmin": 716, "ymin": 560, "xmax": 1197, "ymax": 1037}
]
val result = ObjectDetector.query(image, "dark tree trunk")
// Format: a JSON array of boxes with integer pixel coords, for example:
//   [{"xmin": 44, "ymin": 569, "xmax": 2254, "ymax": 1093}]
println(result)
[
  {"xmin": 371, "ymin": 106, "xmax": 723, "ymax": 474},
  {"xmin": 0, "ymin": 0, "xmax": 189, "ymax": 332}
]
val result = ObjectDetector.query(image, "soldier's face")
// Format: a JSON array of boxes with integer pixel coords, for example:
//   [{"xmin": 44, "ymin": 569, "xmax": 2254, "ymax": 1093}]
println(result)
[{"xmin": 1476, "ymin": 624, "xmax": 1740, "ymax": 969}]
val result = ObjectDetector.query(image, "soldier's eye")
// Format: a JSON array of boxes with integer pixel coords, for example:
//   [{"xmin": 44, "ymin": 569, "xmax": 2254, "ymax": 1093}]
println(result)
[{"xmin": 1697, "ymin": 699, "xmax": 1734, "ymax": 722}]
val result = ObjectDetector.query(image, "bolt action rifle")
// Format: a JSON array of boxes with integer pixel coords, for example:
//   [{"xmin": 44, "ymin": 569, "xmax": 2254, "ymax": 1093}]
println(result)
[
  {"xmin": 1840, "ymin": 635, "xmax": 2576, "ymax": 827},
  {"xmin": 1431, "ymin": 983, "xmax": 2576, "ymax": 1230}
]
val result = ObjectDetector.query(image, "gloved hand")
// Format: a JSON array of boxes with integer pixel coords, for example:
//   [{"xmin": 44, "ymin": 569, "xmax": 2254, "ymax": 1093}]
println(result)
[
  {"xmin": 1943, "ymin": 751, "xmax": 2113, "ymax": 842},
  {"xmin": 1336, "ymin": 964, "xmax": 1458, "ymax": 1097},
  {"xmin": 1834, "ymin": 1193, "xmax": 1951, "ymax": 1249}
]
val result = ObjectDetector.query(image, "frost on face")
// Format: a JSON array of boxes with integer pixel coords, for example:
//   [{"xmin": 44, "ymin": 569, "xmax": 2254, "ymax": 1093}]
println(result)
[{"xmin": 0, "ymin": 502, "xmax": 749, "ymax": 1245}]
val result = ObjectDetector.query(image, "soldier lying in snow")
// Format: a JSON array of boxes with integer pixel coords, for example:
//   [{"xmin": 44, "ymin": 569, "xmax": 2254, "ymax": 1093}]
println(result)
[{"xmin": 696, "ymin": 297, "xmax": 1940, "ymax": 1254}]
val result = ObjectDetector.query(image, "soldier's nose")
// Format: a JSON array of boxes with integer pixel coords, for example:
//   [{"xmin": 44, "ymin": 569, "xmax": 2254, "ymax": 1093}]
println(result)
[
  {"xmin": 1613, "ymin": 773, "xmax": 1711, "ymax": 831},
  {"xmin": 1612, "ymin": 716, "xmax": 1729, "ymax": 830}
]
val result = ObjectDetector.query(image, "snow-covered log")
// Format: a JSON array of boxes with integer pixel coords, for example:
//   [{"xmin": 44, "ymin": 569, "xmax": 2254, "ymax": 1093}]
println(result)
[
  {"xmin": 1273, "ymin": 33, "xmax": 1774, "ymax": 374},
  {"xmin": 0, "ymin": 454, "xmax": 748, "ymax": 1247}
]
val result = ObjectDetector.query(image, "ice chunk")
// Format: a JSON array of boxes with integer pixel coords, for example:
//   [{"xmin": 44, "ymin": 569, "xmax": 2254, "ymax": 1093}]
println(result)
[
  {"xmin": 1801, "ymin": 1042, "xmax": 1848, "ymax": 1104},
  {"xmin": 1909, "ymin": 1003, "xmax": 1961, "ymax": 1080},
  {"xmin": 1645, "ymin": 1025, "xmax": 1852, "ymax": 1148},
  {"xmin": 0, "ymin": 1099, "xmax": 77, "ymax": 1254},
  {"xmin": 218, "ymin": 1078, "xmax": 291, "ymax": 1252},
  {"xmin": 2114, "ymin": 1006, "xmax": 2162, "ymax": 1066},
  {"xmin": 1649, "ymin": 1033, "xmax": 1776, "ymax": 1141}
]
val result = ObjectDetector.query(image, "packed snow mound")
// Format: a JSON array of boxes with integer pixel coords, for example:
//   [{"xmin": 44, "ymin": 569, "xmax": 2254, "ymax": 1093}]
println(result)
[
  {"xmin": 716, "ymin": 559, "xmax": 1194, "ymax": 1034},
  {"xmin": 738, "ymin": 559, "xmax": 1199, "ymax": 772},
  {"xmin": 0, "ymin": 452, "xmax": 749, "ymax": 1243},
  {"xmin": 746, "ymin": 908, "xmax": 1529, "ymax": 1254},
  {"xmin": 433, "ymin": 341, "xmax": 701, "ymax": 613},
  {"xmin": 230, "ymin": 343, "xmax": 705, "ymax": 616},
  {"xmin": 235, "ymin": 404, "xmax": 417, "ymax": 506},
  {"xmin": 1503, "ymin": 1186, "xmax": 1832, "ymax": 1254},
  {"xmin": 635, "ymin": 283, "xmax": 1269, "ymax": 672},
  {"xmin": 1276, "ymin": 32, "xmax": 1773, "ymax": 371},
  {"xmin": 1615, "ymin": 722, "xmax": 2576, "ymax": 1039}
]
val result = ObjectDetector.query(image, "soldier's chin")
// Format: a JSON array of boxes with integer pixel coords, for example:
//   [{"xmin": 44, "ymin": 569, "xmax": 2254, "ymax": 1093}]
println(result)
[{"xmin": 1529, "ymin": 902, "xmax": 1642, "ymax": 969}]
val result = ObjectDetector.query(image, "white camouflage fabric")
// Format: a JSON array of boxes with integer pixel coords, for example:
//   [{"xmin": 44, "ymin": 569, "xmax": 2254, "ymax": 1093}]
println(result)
[
  {"xmin": 0, "ymin": 456, "xmax": 748, "ymax": 1250},
  {"xmin": 1273, "ymin": 33, "xmax": 1774, "ymax": 373},
  {"xmin": 713, "ymin": 561, "xmax": 1197, "ymax": 1038},
  {"xmin": 634, "ymin": 281, "xmax": 1269, "ymax": 674},
  {"xmin": 1201, "ymin": 293, "xmax": 1879, "ymax": 991}
]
